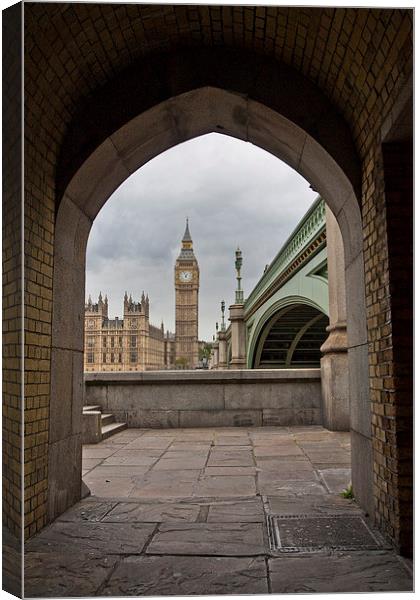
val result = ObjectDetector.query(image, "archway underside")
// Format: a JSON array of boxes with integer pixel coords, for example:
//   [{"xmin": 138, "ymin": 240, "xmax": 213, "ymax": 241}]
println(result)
[{"xmin": 254, "ymin": 304, "xmax": 329, "ymax": 369}]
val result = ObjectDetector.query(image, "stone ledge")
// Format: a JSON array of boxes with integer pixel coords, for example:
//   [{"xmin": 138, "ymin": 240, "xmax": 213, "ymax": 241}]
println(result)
[{"xmin": 85, "ymin": 368, "xmax": 321, "ymax": 385}]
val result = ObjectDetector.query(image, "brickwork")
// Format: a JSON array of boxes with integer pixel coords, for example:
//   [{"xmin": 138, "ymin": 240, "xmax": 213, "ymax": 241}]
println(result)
[
  {"xmin": 3, "ymin": 3, "xmax": 23, "ymax": 545},
  {"xmin": 15, "ymin": 5, "xmax": 413, "ymax": 552},
  {"xmin": 379, "ymin": 142, "xmax": 413, "ymax": 555}
]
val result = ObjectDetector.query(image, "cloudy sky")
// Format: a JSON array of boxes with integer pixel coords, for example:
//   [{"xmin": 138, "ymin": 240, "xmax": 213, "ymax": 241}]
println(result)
[{"xmin": 86, "ymin": 133, "xmax": 317, "ymax": 340}]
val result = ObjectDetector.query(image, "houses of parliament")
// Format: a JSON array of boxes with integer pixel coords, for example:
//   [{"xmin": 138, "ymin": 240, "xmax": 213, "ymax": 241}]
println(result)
[{"xmin": 84, "ymin": 221, "xmax": 200, "ymax": 371}]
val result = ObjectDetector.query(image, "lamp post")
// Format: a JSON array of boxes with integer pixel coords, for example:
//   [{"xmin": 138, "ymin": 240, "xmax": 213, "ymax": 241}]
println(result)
[
  {"xmin": 220, "ymin": 300, "xmax": 226, "ymax": 331},
  {"xmin": 229, "ymin": 247, "xmax": 246, "ymax": 369},
  {"xmin": 235, "ymin": 247, "xmax": 244, "ymax": 304}
]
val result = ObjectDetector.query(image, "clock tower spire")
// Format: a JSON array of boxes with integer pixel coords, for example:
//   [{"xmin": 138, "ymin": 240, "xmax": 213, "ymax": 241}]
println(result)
[{"xmin": 175, "ymin": 219, "xmax": 199, "ymax": 368}]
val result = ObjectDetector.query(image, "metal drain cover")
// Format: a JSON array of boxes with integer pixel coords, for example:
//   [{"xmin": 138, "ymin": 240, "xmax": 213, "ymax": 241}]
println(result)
[{"xmin": 267, "ymin": 514, "xmax": 383, "ymax": 553}]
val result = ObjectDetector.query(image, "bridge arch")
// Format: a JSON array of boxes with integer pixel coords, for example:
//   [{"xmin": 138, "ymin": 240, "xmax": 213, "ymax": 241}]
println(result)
[
  {"xmin": 51, "ymin": 71, "xmax": 369, "ymax": 522},
  {"xmin": 252, "ymin": 303, "xmax": 329, "ymax": 369},
  {"xmin": 247, "ymin": 296, "xmax": 328, "ymax": 369}
]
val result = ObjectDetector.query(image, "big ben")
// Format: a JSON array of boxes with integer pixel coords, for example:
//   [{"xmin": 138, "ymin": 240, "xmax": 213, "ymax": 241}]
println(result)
[{"xmin": 175, "ymin": 219, "xmax": 199, "ymax": 368}]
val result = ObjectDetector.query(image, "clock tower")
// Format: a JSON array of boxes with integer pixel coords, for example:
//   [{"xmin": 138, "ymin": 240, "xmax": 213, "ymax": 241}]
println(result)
[{"xmin": 175, "ymin": 219, "xmax": 199, "ymax": 368}]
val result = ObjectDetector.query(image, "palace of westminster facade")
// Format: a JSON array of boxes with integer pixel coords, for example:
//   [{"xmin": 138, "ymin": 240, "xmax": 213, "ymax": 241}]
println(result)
[{"xmin": 84, "ymin": 221, "xmax": 200, "ymax": 371}]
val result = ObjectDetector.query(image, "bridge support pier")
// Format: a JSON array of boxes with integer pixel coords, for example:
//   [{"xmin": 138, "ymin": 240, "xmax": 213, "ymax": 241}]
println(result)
[
  {"xmin": 211, "ymin": 340, "xmax": 219, "ymax": 370},
  {"xmin": 218, "ymin": 330, "xmax": 228, "ymax": 369},
  {"xmin": 320, "ymin": 206, "xmax": 350, "ymax": 431},
  {"xmin": 229, "ymin": 303, "xmax": 246, "ymax": 369}
]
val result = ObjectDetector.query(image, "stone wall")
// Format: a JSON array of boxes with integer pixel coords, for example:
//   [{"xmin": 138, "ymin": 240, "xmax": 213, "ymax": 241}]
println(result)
[{"xmin": 85, "ymin": 370, "xmax": 322, "ymax": 428}]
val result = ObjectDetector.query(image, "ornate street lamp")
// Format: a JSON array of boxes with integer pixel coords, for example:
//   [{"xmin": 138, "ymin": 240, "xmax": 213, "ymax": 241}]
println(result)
[
  {"xmin": 220, "ymin": 300, "xmax": 226, "ymax": 331},
  {"xmin": 235, "ymin": 247, "xmax": 244, "ymax": 304}
]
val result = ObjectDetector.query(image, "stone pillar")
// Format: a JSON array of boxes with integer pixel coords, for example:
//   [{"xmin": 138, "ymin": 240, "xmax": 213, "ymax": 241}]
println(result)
[
  {"xmin": 229, "ymin": 303, "xmax": 246, "ymax": 369},
  {"xmin": 218, "ymin": 330, "xmax": 228, "ymax": 369},
  {"xmin": 320, "ymin": 206, "xmax": 349, "ymax": 430},
  {"xmin": 212, "ymin": 341, "xmax": 219, "ymax": 370}
]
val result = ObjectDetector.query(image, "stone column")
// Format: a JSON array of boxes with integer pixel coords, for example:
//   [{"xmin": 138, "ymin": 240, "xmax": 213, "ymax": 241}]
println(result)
[
  {"xmin": 320, "ymin": 206, "xmax": 349, "ymax": 430},
  {"xmin": 212, "ymin": 341, "xmax": 219, "ymax": 370},
  {"xmin": 229, "ymin": 303, "xmax": 246, "ymax": 369},
  {"xmin": 218, "ymin": 330, "xmax": 228, "ymax": 369}
]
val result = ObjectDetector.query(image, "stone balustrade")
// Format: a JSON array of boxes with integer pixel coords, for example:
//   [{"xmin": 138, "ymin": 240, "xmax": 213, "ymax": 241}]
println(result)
[{"xmin": 84, "ymin": 369, "xmax": 322, "ymax": 429}]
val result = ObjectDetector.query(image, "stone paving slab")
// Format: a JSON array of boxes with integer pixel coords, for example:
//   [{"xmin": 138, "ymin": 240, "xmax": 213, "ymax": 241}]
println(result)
[
  {"xmin": 83, "ymin": 475, "xmax": 137, "ymax": 497},
  {"xmin": 102, "ymin": 452, "xmax": 162, "ymax": 466},
  {"xmin": 266, "ymin": 494, "xmax": 362, "ymax": 515},
  {"xmin": 82, "ymin": 457, "xmax": 104, "ymax": 470},
  {"xmin": 312, "ymin": 462, "xmax": 352, "ymax": 470},
  {"xmin": 258, "ymin": 479, "xmax": 327, "ymax": 496},
  {"xmin": 207, "ymin": 498, "xmax": 264, "ymax": 522},
  {"xmin": 167, "ymin": 442, "xmax": 212, "ymax": 451},
  {"xmin": 257, "ymin": 469, "xmax": 318, "ymax": 481},
  {"xmin": 214, "ymin": 436, "xmax": 251, "ymax": 445},
  {"xmin": 207, "ymin": 448, "xmax": 254, "ymax": 467},
  {"xmin": 102, "ymin": 501, "xmax": 201, "ymax": 523},
  {"xmin": 303, "ymin": 450, "xmax": 350, "ymax": 462},
  {"xmin": 319, "ymin": 468, "xmax": 352, "ymax": 493},
  {"xmin": 101, "ymin": 555, "xmax": 269, "ymax": 596},
  {"xmin": 124, "ymin": 437, "xmax": 174, "ymax": 449},
  {"xmin": 56, "ymin": 500, "xmax": 116, "ymax": 522},
  {"xmin": 24, "ymin": 551, "xmax": 118, "ymax": 598},
  {"xmin": 129, "ymin": 470, "xmax": 201, "ymax": 499},
  {"xmin": 268, "ymin": 551, "xmax": 412, "ymax": 593},
  {"xmin": 151, "ymin": 457, "xmax": 208, "ymax": 470},
  {"xmin": 254, "ymin": 445, "xmax": 306, "ymax": 457},
  {"xmin": 204, "ymin": 466, "xmax": 257, "ymax": 476},
  {"xmin": 83, "ymin": 447, "xmax": 119, "ymax": 459},
  {"xmin": 255, "ymin": 458, "xmax": 314, "ymax": 471},
  {"xmin": 194, "ymin": 475, "xmax": 256, "ymax": 497},
  {"xmin": 26, "ymin": 521, "xmax": 156, "ymax": 555},
  {"xmin": 85, "ymin": 465, "xmax": 151, "ymax": 478},
  {"xmin": 146, "ymin": 522, "xmax": 267, "ymax": 556}
]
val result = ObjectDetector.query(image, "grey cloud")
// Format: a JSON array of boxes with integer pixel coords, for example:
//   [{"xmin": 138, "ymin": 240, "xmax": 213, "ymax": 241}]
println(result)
[{"xmin": 86, "ymin": 133, "xmax": 317, "ymax": 340}]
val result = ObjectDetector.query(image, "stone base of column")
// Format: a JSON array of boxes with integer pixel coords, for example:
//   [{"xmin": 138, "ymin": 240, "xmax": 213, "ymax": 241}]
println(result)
[
  {"xmin": 320, "ymin": 324, "xmax": 349, "ymax": 431},
  {"xmin": 229, "ymin": 358, "xmax": 246, "ymax": 370},
  {"xmin": 229, "ymin": 303, "xmax": 246, "ymax": 370}
]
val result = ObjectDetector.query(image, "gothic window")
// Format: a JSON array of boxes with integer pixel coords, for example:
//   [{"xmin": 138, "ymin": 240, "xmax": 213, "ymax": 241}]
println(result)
[
  {"xmin": 131, "ymin": 336, "xmax": 137, "ymax": 348},
  {"xmin": 130, "ymin": 351, "xmax": 137, "ymax": 363},
  {"xmin": 118, "ymin": 353, "xmax": 122, "ymax": 363},
  {"xmin": 111, "ymin": 337, "xmax": 114, "ymax": 348},
  {"xmin": 119, "ymin": 337, "xmax": 122, "ymax": 346},
  {"xmin": 87, "ymin": 336, "xmax": 94, "ymax": 348},
  {"xmin": 102, "ymin": 337, "xmax": 106, "ymax": 347},
  {"xmin": 102, "ymin": 353, "xmax": 106, "ymax": 363},
  {"xmin": 87, "ymin": 352, "xmax": 94, "ymax": 364},
  {"xmin": 110, "ymin": 353, "xmax": 114, "ymax": 363}
]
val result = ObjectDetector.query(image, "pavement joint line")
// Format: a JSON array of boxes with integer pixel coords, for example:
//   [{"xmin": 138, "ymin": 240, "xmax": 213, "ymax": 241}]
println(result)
[
  {"xmin": 98, "ymin": 501, "xmax": 119, "ymax": 522},
  {"xmin": 264, "ymin": 555, "xmax": 272, "ymax": 593},
  {"xmin": 94, "ymin": 554, "xmax": 122, "ymax": 596},
  {"xmin": 140, "ymin": 522, "xmax": 161, "ymax": 555}
]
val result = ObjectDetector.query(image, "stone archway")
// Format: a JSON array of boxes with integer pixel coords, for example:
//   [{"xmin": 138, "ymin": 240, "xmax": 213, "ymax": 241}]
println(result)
[{"xmin": 50, "ymin": 85, "xmax": 371, "ymax": 523}]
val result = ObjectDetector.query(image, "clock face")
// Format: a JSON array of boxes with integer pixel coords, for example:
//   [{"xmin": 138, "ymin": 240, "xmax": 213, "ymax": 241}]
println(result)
[{"xmin": 179, "ymin": 271, "xmax": 192, "ymax": 282}]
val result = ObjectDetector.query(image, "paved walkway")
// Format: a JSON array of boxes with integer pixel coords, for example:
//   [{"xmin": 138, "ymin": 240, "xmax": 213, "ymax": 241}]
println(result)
[{"xmin": 25, "ymin": 426, "xmax": 412, "ymax": 596}]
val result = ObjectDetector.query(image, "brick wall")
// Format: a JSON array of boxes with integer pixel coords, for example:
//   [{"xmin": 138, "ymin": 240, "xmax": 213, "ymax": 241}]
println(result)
[
  {"xmin": 380, "ymin": 142, "xmax": 413, "ymax": 555},
  {"xmin": 3, "ymin": 2, "xmax": 23, "ymax": 543},
  {"xmin": 16, "ymin": 5, "xmax": 413, "ymax": 551}
]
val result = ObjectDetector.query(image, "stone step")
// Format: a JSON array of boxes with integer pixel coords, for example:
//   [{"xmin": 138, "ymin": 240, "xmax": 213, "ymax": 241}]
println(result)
[
  {"xmin": 83, "ymin": 405, "xmax": 101, "ymax": 412},
  {"xmin": 101, "ymin": 413, "xmax": 115, "ymax": 427},
  {"xmin": 101, "ymin": 422, "xmax": 127, "ymax": 440}
]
